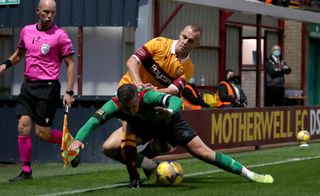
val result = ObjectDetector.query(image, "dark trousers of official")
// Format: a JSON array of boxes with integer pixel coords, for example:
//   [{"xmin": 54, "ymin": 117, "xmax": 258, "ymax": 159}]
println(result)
[{"xmin": 265, "ymin": 86, "xmax": 285, "ymax": 106}]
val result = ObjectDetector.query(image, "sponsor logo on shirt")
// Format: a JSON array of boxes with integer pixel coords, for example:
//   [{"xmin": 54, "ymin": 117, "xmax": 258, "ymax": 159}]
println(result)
[
  {"xmin": 151, "ymin": 64, "xmax": 172, "ymax": 85},
  {"xmin": 136, "ymin": 46, "xmax": 175, "ymax": 87}
]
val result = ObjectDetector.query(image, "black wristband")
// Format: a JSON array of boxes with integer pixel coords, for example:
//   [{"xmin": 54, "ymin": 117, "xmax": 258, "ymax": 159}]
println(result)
[{"xmin": 3, "ymin": 60, "xmax": 13, "ymax": 69}]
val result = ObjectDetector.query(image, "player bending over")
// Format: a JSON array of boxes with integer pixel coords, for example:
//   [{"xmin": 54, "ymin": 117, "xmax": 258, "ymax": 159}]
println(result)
[{"xmin": 69, "ymin": 84, "xmax": 274, "ymax": 188}]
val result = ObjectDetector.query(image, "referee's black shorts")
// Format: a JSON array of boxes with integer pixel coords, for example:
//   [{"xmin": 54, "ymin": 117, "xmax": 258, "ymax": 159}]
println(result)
[
  {"xmin": 129, "ymin": 113, "xmax": 197, "ymax": 147},
  {"xmin": 17, "ymin": 80, "xmax": 61, "ymax": 127}
]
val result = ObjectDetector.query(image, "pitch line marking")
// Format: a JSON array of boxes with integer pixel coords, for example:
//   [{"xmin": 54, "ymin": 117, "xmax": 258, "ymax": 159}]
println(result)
[
  {"xmin": 185, "ymin": 155, "xmax": 320, "ymax": 177},
  {"xmin": 38, "ymin": 155, "xmax": 320, "ymax": 196},
  {"xmin": 38, "ymin": 182, "xmax": 129, "ymax": 196}
]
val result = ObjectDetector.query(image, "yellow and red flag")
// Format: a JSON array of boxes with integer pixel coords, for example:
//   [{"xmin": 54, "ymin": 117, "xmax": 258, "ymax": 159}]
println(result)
[{"xmin": 61, "ymin": 107, "xmax": 79, "ymax": 168}]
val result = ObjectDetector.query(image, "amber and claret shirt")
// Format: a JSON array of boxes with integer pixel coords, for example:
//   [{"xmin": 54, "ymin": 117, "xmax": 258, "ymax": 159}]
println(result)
[{"xmin": 118, "ymin": 37, "xmax": 195, "ymax": 88}]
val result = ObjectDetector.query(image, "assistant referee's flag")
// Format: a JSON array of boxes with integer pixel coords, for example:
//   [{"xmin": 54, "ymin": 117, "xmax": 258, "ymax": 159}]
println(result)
[{"xmin": 61, "ymin": 106, "xmax": 79, "ymax": 168}]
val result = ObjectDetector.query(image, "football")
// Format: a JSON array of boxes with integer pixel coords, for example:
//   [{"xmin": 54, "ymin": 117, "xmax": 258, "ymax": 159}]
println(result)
[
  {"xmin": 297, "ymin": 130, "xmax": 311, "ymax": 142},
  {"xmin": 156, "ymin": 160, "xmax": 184, "ymax": 186}
]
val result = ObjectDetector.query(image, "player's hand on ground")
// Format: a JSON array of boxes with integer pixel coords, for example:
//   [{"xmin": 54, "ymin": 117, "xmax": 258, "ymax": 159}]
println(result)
[
  {"xmin": 0, "ymin": 64, "xmax": 6, "ymax": 73},
  {"xmin": 63, "ymin": 94, "xmax": 75, "ymax": 108},
  {"xmin": 69, "ymin": 140, "xmax": 84, "ymax": 151},
  {"xmin": 155, "ymin": 107, "xmax": 173, "ymax": 118}
]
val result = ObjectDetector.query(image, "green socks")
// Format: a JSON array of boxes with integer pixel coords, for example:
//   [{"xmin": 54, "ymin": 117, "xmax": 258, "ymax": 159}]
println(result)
[{"xmin": 214, "ymin": 151, "xmax": 243, "ymax": 175}]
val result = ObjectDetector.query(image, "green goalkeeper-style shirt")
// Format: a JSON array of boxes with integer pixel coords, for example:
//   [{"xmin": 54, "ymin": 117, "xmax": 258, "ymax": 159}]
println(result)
[{"xmin": 74, "ymin": 89, "xmax": 182, "ymax": 142}]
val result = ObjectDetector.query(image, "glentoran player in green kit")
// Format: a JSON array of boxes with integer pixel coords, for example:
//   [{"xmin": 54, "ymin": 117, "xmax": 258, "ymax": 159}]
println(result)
[{"xmin": 69, "ymin": 84, "xmax": 274, "ymax": 188}]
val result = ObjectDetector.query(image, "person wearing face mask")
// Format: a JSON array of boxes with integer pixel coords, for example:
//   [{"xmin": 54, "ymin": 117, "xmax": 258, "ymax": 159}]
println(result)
[
  {"xmin": 217, "ymin": 70, "xmax": 248, "ymax": 108},
  {"xmin": 265, "ymin": 45, "xmax": 291, "ymax": 106},
  {"xmin": 179, "ymin": 77, "xmax": 210, "ymax": 109}
]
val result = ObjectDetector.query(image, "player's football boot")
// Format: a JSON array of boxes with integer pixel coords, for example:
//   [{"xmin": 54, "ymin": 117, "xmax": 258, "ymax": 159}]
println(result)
[
  {"xmin": 9, "ymin": 170, "xmax": 33, "ymax": 182},
  {"xmin": 129, "ymin": 175, "xmax": 141, "ymax": 188},
  {"xmin": 70, "ymin": 154, "xmax": 81, "ymax": 168},
  {"xmin": 143, "ymin": 162, "xmax": 159, "ymax": 183},
  {"xmin": 252, "ymin": 173, "xmax": 274, "ymax": 184}
]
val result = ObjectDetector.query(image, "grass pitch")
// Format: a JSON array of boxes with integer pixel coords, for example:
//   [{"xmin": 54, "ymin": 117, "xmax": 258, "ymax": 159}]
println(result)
[{"xmin": 0, "ymin": 142, "xmax": 319, "ymax": 196}]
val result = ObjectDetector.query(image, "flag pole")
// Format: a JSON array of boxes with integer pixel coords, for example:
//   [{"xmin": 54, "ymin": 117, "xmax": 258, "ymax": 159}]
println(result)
[{"xmin": 61, "ymin": 106, "xmax": 80, "ymax": 168}]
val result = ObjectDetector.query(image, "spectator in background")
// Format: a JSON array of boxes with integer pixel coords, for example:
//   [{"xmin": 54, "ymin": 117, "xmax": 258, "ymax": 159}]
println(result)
[
  {"xmin": 217, "ymin": 69, "xmax": 247, "ymax": 108},
  {"xmin": 265, "ymin": 45, "xmax": 291, "ymax": 106},
  {"xmin": 180, "ymin": 77, "xmax": 209, "ymax": 109},
  {"xmin": 260, "ymin": 0, "xmax": 290, "ymax": 7}
]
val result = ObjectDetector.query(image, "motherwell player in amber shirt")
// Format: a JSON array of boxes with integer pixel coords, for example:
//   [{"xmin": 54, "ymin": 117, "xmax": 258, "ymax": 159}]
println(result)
[
  {"xmin": 119, "ymin": 37, "xmax": 195, "ymax": 91},
  {"xmin": 98, "ymin": 25, "xmax": 201, "ymax": 186},
  {"xmin": 118, "ymin": 24, "xmax": 202, "ymax": 95}
]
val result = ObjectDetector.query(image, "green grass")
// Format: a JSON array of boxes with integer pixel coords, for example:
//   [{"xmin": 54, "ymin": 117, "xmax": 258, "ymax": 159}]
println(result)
[{"xmin": 1, "ymin": 142, "xmax": 320, "ymax": 196}]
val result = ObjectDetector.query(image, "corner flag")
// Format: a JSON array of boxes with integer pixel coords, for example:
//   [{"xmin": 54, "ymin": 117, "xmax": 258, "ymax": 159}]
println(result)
[{"xmin": 61, "ymin": 106, "xmax": 79, "ymax": 168}]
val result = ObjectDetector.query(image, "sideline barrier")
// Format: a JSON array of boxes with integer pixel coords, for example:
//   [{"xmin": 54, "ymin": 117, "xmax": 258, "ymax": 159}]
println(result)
[
  {"xmin": 183, "ymin": 106, "xmax": 320, "ymax": 147},
  {"xmin": 1, "ymin": 96, "xmax": 319, "ymax": 163},
  {"xmin": 162, "ymin": 106, "xmax": 320, "ymax": 158}
]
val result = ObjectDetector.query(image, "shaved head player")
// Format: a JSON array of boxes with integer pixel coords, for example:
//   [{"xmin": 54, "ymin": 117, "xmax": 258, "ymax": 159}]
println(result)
[{"xmin": 0, "ymin": 0, "xmax": 76, "ymax": 182}]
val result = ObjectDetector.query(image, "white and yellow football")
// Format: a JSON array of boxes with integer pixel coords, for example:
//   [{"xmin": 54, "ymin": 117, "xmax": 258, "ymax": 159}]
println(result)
[
  {"xmin": 297, "ymin": 130, "xmax": 311, "ymax": 142},
  {"xmin": 156, "ymin": 160, "xmax": 184, "ymax": 186}
]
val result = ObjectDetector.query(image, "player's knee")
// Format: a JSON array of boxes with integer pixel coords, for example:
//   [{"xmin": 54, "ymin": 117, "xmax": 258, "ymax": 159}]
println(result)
[
  {"xmin": 102, "ymin": 144, "xmax": 124, "ymax": 163},
  {"xmin": 102, "ymin": 128, "xmax": 122, "ymax": 155},
  {"xmin": 35, "ymin": 131, "xmax": 47, "ymax": 141},
  {"xmin": 35, "ymin": 127, "xmax": 51, "ymax": 141},
  {"xmin": 101, "ymin": 144, "xmax": 109, "ymax": 156},
  {"xmin": 102, "ymin": 146, "xmax": 120, "ymax": 160},
  {"xmin": 102, "ymin": 142, "xmax": 115, "ymax": 157},
  {"xmin": 17, "ymin": 122, "xmax": 31, "ymax": 136}
]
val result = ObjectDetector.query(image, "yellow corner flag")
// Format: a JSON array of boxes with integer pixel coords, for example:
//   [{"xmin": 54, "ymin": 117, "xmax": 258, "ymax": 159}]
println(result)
[{"xmin": 61, "ymin": 107, "xmax": 79, "ymax": 168}]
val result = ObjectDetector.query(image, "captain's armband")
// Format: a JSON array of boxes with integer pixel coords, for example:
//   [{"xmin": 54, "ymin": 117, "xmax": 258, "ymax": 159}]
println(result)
[
  {"xmin": 93, "ymin": 109, "xmax": 106, "ymax": 123},
  {"xmin": 171, "ymin": 77, "xmax": 186, "ymax": 93}
]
